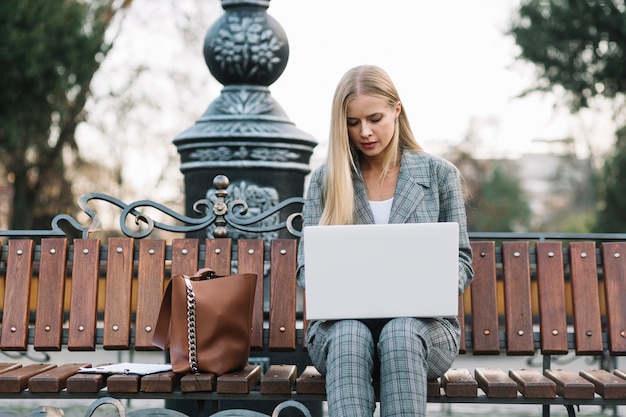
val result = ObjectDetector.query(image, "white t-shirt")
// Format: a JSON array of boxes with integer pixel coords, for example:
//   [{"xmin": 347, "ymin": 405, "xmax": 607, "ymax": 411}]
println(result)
[{"xmin": 369, "ymin": 198, "xmax": 393, "ymax": 224}]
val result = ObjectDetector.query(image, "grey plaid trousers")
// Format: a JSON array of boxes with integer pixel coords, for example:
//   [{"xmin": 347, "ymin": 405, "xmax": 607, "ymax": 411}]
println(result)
[{"xmin": 306, "ymin": 317, "xmax": 459, "ymax": 417}]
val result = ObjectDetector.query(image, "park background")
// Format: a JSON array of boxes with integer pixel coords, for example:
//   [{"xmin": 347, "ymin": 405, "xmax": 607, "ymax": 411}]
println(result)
[{"xmin": 1, "ymin": 1, "xmax": 626, "ymax": 416}]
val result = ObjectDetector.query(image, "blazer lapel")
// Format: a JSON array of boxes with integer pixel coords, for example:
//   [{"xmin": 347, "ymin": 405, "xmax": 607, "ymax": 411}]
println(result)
[{"xmin": 388, "ymin": 152, "xmax": 430, "ymax": 224}]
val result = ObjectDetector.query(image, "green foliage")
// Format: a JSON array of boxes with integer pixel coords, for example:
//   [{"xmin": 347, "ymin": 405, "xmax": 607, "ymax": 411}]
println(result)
[
  {"xmin": 509, "ymin": 0, "xmax": 626, "ymax": 111},
  {"xmin": 467, "ymin": 163, "xmax": 532, "ymax": 232},
  {"xmin": 594, "ymin": 125, "xmax": 626, "ymax": 232},
  {"xmin": 0, "ymin": 0, "xmax": 130, "ymax": 229}
]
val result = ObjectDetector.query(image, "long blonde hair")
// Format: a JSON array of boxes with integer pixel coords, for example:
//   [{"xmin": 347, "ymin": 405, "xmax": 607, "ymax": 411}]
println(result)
[{"xmin": 320, "ymin": 65, "xmax": 423, "ymax": 225}]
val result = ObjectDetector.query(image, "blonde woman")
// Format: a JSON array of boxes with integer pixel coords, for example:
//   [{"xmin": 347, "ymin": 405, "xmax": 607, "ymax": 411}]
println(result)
[{"xmin": 296, "ymin": 65, "xmax": 473, "ymax": 417}]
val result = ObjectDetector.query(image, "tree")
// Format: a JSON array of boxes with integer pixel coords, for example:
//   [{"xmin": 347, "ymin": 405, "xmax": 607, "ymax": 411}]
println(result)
[
  {"xmin": 450, "ymin": 149, "xmax": 531, "ymax": 233},
  {"xmin": 509, "ymin": 0, "xmax": 626, "ymax": 112},
  {"xmin": 508, "ymin": 0, "xmax": 626, "ymax": 232},
  {"xmin": 595, "ymin": 125, "xmax": 626, "ymax": 232},
  {"xmin": 0, "ymin": 0, "xmax": 132, "ymax": 230},
  {"xmin": 470, "ymin": 162, "xmax": 531, "ymax": 232}
]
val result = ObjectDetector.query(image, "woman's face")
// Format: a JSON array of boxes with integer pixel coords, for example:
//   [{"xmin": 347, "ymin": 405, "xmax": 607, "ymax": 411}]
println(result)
[{"xmin": 346, "ymin": 94, "xmax": 401, "ymax": 160}]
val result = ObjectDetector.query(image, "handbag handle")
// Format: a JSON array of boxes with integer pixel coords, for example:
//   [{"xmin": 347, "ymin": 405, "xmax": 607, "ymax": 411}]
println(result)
[
  {"xmin": 151, "ymin": 268, "xmax": 219, "ymax": 350},
  {"xmin": 189, "ymin": 268, "xmax": 216, "ymax": 281}
]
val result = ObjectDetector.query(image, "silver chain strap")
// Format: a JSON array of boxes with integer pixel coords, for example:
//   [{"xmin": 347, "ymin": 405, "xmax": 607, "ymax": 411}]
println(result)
[{"xmin": 184, "ymin": 278, "xmax": 199, "ymax": 373}]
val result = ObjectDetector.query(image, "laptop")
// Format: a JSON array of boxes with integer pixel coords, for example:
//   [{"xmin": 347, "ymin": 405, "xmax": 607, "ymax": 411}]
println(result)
[{"xmin": 303, "ymin": 222, "xmax": 459, "ymax": 320}]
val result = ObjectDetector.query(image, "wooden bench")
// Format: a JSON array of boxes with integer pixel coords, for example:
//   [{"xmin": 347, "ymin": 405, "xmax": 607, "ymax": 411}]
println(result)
[{"xmin": 1, "ymin": 177, "xmax": 626, "ymax": 417}]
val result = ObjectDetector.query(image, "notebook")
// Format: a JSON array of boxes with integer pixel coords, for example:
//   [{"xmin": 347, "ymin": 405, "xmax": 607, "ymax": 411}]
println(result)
[{"xmin": 303, "ymin": 222, "xmax": 459, "ymax": 320}]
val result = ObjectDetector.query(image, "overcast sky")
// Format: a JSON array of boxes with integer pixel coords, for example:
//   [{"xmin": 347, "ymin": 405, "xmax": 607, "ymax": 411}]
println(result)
[
  {"xmin": 264, "ymin": 0, "xmax": 615, "ymax": 161},
  {"xmin": 80, "ymin": 0, "xmax": 618, "ymax": 198}
]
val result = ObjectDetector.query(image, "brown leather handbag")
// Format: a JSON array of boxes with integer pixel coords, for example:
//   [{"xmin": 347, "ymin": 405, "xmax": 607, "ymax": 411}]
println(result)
[{"xmin": 152, "ymin": 268, "xmax": 257, "ymax": 375}]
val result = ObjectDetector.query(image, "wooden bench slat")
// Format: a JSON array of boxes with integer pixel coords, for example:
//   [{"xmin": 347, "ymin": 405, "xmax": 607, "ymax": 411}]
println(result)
[
  {"xmin": 68, "ymin": 239, "xmax": 100, "ymax": 350},
  {"xmin": 260, "ymin": 364, "xmax": 297, "ymax": 395},
  {"xmin": 34, "ymin": 238, "xmax": 68, "ymax": 351},
  {"xmin": 469, "ymin": 241, "xmax": 500, "ymax": 354},
  {"xmin": 569, "ymin": 242, "xmax": 603, "ymax": 354},
  {"xmin": 295, "ymin": 365, "xmax": 325, "ymax": 395},
  {"xmin": 28, "ymin": 363, "xmax": 90, "ymax": 393},
  {"xmin": 237, "ymin": 239, "xmax": 265, "ymax": 350},
  {"xmin": 502, "ymin": 242, "xmax": 534, "ymax": 355},
  {"xmin": 66, "ymin": 372, "xmax": 106, "ymax": 393},
  {"xmin": 103, "ymin": 237, "xmax": 134, "ymax": 349},
  {"xmin": 205, "ymin": 238, "xmax": 232, "ymax": 275},
  {"xmin": 216, "ymin": 364, "xmax": 261, "ymax": 394},
  {"xmin": 474, "ymin": 368, "xmax": 518, "ymax": 398},
  {"xmin": 535, "ymin": 241, "xmax": 569, "ymax": 354},
  {"xmin": 544, "ymin": 369, "xmax": 595, "ymax": 399},
  {"xmin": 108, "ymin": 374, "xmax": 141, "ymax": 393},
  {"xmin": 269, "ymin": 239, "xmax": 297, "ymax": 351},
  {"xmin": 427, "ymin": 378, "xmax": 441, "ymax": 397},
  {"xmin": 141, "ymin": 371, "xmax": 181, "ymax": 393},
  {"xmin": 601, "ymin": 242, "xmax": 626, "ymax": 355},
  {"xmin": 442, "ymin": 368, "xmax": 478, "ymax": 397},
  {"xmin": 580, "ymin": 369, "xmax": 626, "ymax": 399},
  {"xmin": 0, "ymin": 364, "xmax": 22, "ymax": 374},
  {"xmin": 1, "ymin": 240, "xmax": 34, "ymax": 350},
  {"xmin": 458, "ymin": 293, "xmax": 466, "ymax": 354},
  {"xmin": 509, "ymin": 369, "xmax": 556, "ymax": 399},
  {"xmin": 0, "ymin": 364, "xmax": 56, "ymax": 393},
  {"xmin": 180, "ymin": 372, "xmax": 216, "ymax": 392},
  {"xmin": 170, "ymin": 238, "xmax": 200, "ymax": 276},
  {"xmin": 135, "ymin": 239, "xmax": 166, "ymax": 350}
]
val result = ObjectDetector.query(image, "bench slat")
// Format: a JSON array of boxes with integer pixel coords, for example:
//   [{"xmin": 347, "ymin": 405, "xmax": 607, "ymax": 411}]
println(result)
[
  {"xmin": 135, "ymin": 239, "xmax": 166, "ymax": 350},
  {"xmin": 569, "ymin": 242, "xmax": 603, "ymax": 354},
  {"xmin": 68, "ymin": 239, "xmax": 100, "ymax": 351},
  {"xmin": 108, "ymin": 374, "xmax": 141, "ymax": 393},
  {"xmin": 216, "ymin": 364, "xmax": 261, "ymax": 394},
  {"xmin": 141, "ymin": 371, "xmax": 181, "ymax": 393},
  {"xmin": 1, "ymin": 240, "xmax": 33, "ymax": 350},
  {"xmin": 28, "ymin": 363, "xmax": 90, "ymax": 393},
  {"xmin": 260, "ymin": 364, "xmax": 297, "ymax": 394},
  {"xmin": 502, "ymin": 242, "xmax": 534, "ymax": 355},
  {"xmin": 180, "ymin": 372, "xmax": 216, "ymax": 392},
  {"xmin": 458, "ymin": 293, "xmax": 466, "ymax": 353},
  {"xmin": 237, "ymin": 239, "xmax": 264, "ymax": 350},
  {"xmin": 509, "ymin": 369, "xmax": 556, "ymax": 399},
  {"xmin": 442, "ymin": 368, "xmax": 478, "ymax": 397},
  {"xmin": 296, "ymin": 365, "xmax": 325, "ymax": 395},
  {"xmin": 601, "ymin": 242, "xmax": 626, "ymax": 355},
  {"xmin": 66, "ymin": 372, "xmax": 106, "ymax": 393},
  {"xmin": 171, "ymin": 238, "xmax": 200, "ymax": 276},
  {"xmin": 0, "ymin": 363, "xmax": 56, "ymax": 393},
  {"xmin": 205, "ymin": 238, "xmax": 232, "ymax": 275},
  {"xmin": 475, "ymin": 367, "xmax": 518, "ymax": 398},
  {"xmin": 103, "ymin": 237, "xmax": 134, "ymax": 349},
  {"xmin": 544, "ymin": 369, "xmax": 595, "ymax": 399},
  {"xmin": 427, "ymin": 378, "xmax": 441, "ymax": 397},
  {"xmin": 535, "ymin": 241, "xmax": 568, "ymax": 354},
  {"xmin": 269, "ymin": 239, "xmax": 297, "ymax": 351},
  {"xmin": 34, "ymin": 238, "xmax": 68, "ymax": 351},
  {"xmin": 580, "ymin": 369, "xmax": 626, "ymax": 399},
  {"xmin": 469, "ymin": 241, "xmax": 500, "ymax": 354},
  {"xmin": 0, "ymin": 364, "xmax": 22, "ymax": 374}
]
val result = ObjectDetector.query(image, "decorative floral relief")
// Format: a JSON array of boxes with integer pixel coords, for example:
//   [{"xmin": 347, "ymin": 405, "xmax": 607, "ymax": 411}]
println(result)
[
  {"xmin": 198, "ymin": 121, "xmax": 283, "ymax": 135},
  {"xmin": 214, "ymin": 89, "xmax": 275, "ymax": 115},
  {"xmin": 190, "ymin": 146, "xmax": 300, "ymax": 162},
  {"xmin": 210, "ymin": 13, "xmax": 284, "ymax": 80}
]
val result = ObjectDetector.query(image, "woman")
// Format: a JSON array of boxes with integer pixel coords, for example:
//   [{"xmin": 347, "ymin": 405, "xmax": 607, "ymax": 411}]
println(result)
[{"xmin": 296, "ymin": 65, "xmax": 474, "ymax": 417}]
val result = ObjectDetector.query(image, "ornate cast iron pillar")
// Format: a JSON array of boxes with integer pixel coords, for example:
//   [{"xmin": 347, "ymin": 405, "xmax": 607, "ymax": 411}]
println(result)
[{"xmin": 174, "ymin": 0, "xmax": 316, "ymax": 239}]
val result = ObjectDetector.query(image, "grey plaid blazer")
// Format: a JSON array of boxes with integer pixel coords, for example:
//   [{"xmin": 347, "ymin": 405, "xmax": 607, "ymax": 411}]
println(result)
[{"xmin": 296, "ymin": 149, "xmax": 474, "ymax": 295}]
